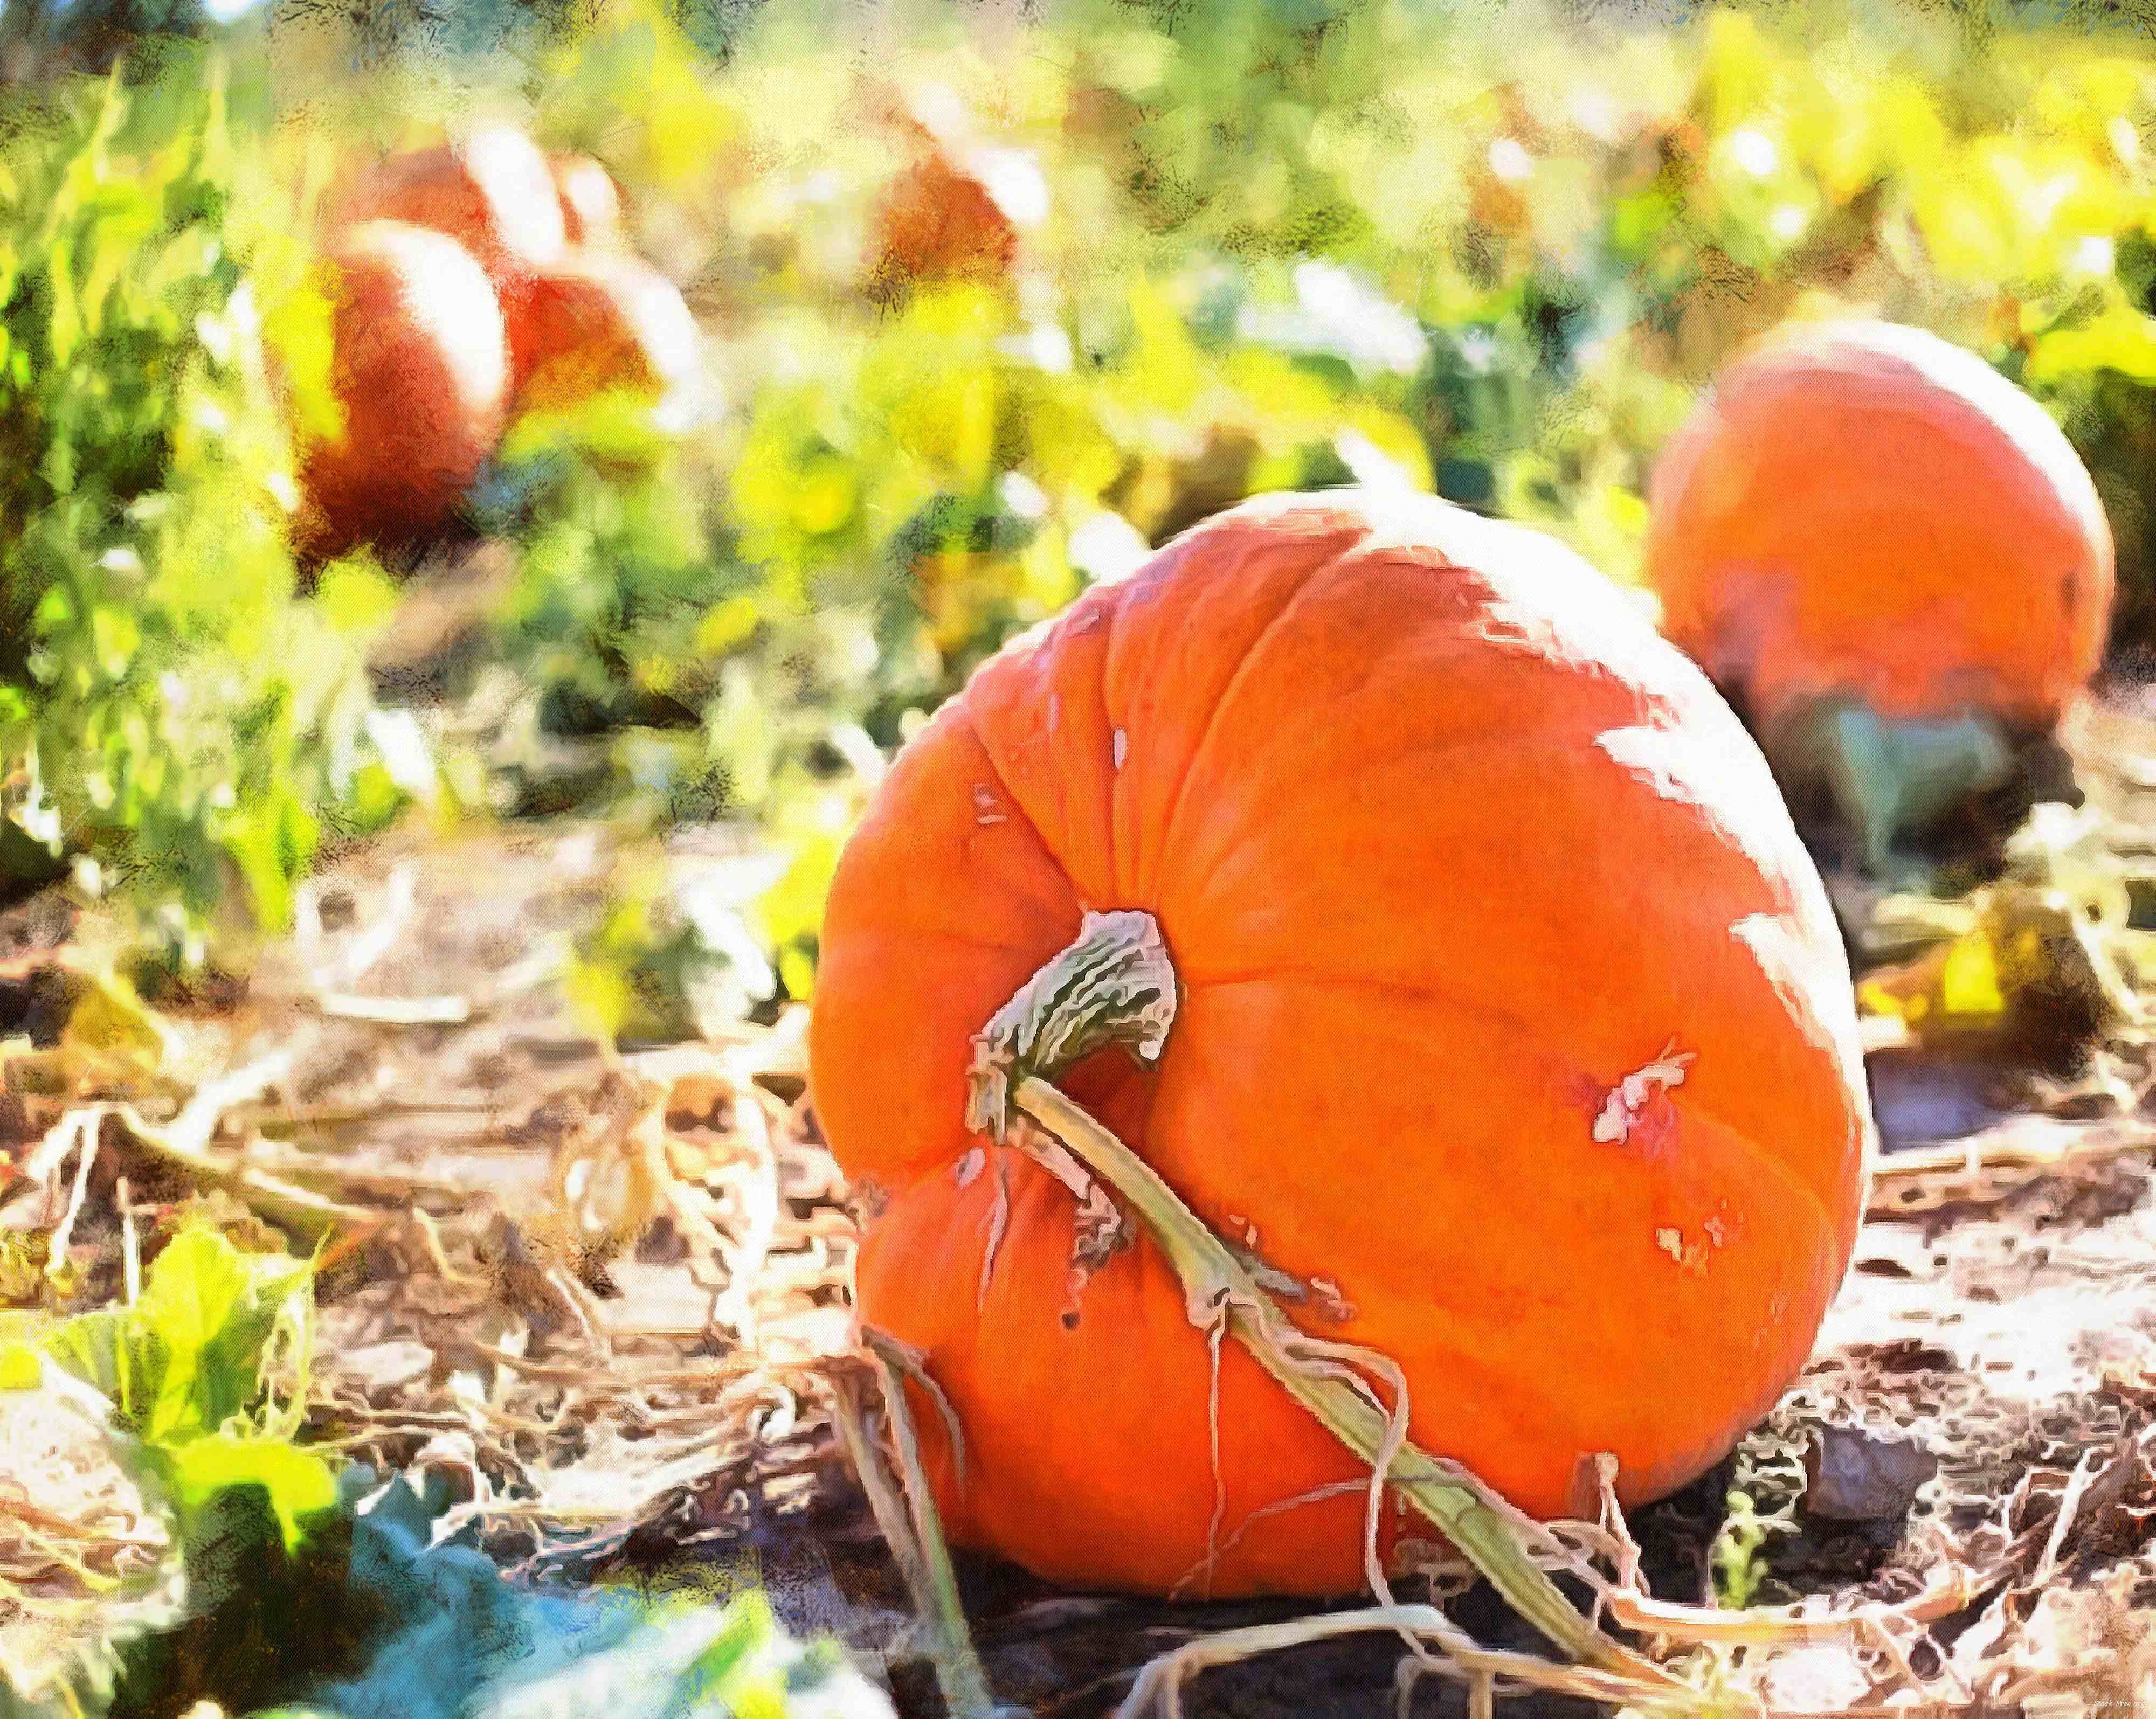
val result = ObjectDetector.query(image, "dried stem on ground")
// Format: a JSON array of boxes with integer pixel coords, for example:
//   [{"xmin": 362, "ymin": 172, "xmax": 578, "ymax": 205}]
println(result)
[{"xmin": 834, "ymin": 1337, "xmax": 1029, "ymax": 1719}]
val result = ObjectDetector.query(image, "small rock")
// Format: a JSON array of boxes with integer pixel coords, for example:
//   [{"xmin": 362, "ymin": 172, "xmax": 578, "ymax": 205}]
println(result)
[{"xmin": 1803, "ymin": 1424, "xmax": 1939, "ymax": 1520}]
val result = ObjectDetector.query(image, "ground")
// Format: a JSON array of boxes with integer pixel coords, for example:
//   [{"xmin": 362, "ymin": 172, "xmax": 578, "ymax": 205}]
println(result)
[{"xmin": 12, "ymin": 689, "xmax": 2156, "ymax": 1718}]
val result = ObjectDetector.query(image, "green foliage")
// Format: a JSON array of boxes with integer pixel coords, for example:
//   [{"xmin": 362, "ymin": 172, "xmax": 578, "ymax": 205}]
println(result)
[
  {"xmin": 1, "ymin": 1219, "xmax": 880, "ymax": 1717},
  {"xmin": 1709, "ymin": 1488, "xmax": 1777, "ymax": 1610},
  {"xmin": 123, "ymin": 1467, "xmax": 890, "ymax": 1719},
  {"xmin": 26, "ymin": 1222, "xmax": 330, "ymax": 1543},
  {"xmin": 0, "ymin": 1221, "xmax": 342, "ymax": 1718},
  {"xmin": 0, "ymin": 54, "xmax": 399, "ymax": 964}
]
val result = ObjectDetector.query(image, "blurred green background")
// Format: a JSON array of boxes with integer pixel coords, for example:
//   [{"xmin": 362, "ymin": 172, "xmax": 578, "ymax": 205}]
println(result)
[{"xmin": 8, "ymin": 0, "xmax": 2156, "ymax": 1022}]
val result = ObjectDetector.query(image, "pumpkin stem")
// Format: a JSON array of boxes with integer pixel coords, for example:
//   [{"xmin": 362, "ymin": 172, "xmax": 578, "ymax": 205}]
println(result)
[
  {"xmin": 965, "ymin": 909, "xmax": 1178, "ymax": 1143},
  {"xmin": 1005, "ymin": 1073, "xmax": 1679, "ymax": 1691}
]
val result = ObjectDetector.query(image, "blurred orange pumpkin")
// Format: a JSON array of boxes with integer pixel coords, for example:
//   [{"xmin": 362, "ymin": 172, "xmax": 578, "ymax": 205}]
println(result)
[
  {"xmin": 869, "ymin": 149, "xmax": 1020, "ymax": 294},
  {"xmin": 332, "ymin": 126, "xmax": 567, "ymax": 285},
  {"xmin": 1645, "ymin": 318, "xmax": 2115, "ymax": 735},
  {"xmin": 809, "ymin": 488, "xmax": 1874, "ymax": 1598},
  {"xmin": 503, "ymin": 250, "xmax": 702, "ymax": 413},
  {"xmin": 295, "ymin": 221, "xmax": 509, "ymax": 557}
]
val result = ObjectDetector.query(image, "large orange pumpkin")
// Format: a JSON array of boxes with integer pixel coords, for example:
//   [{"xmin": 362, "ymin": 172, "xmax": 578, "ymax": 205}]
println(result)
[
  {"xmin": 295, "ymin": 221, "xmax": 509, "ymax": 558},
  {"xmin": 809, "ymin": 489, "xmax": 1874, "ymax": 1599},
  {"xmin": 1645, "ymin": 318, "xmax": 2114, "ymax": 735}
]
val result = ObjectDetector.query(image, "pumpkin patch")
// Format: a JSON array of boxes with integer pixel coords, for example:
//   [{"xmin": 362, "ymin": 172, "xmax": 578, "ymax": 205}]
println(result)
[
  {"xmin": 808, "ymin": 488, "xmax": 1875, "ymax": 1598},
  {"xmin": 298, "ymin": 126, "xmax": 706, "ymax": 556}
]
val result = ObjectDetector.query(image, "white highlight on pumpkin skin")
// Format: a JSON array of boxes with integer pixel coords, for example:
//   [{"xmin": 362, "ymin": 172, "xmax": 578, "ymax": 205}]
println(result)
[
  {"xmin": 972, "ymin": 782, "xmax": 1007, "ymax": 826},
  {"xmin": 1591, "ymin": 1038, "xmax": 1696, "ymax": 1145},
  {"xmin": 1112, "ymin": 728, "xmax": 1129, "ymax": 770}
]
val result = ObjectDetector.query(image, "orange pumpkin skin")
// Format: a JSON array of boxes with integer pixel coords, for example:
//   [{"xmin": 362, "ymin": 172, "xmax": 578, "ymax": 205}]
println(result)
[
  {"xmin": 295, "ymin": 221, "xmax": 509, "ymax": 557},
  {"xmin": 501, "ymin": 251, "xmax": 701, "ymax": 411},
  {"xmin": 869, "ymin": 151, "xmax": 1019, "ymax": 292},
  {"xmin": 1646, "ymin": 319, "xmax": 2114, "ymax": 733},
  {"xmin": 810, "ymin": 489, "xmax": 1874, "ymax": 1600},
  {"xmin": 332, "ymin": 127, "xmax": 567, "ymax": 285}
]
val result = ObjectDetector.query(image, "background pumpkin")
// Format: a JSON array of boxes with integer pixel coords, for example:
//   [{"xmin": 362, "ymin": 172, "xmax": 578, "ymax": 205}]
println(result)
[
  {"xmin": 1646, "ymin": 318, "xmax": 2114, "ymax": 733},
  {"xmin": 331, "ymin": 125, "xmax": 568, "ymax": 287},
  {"xmin": 808, "ymin": 488, "xmax": 1875, "ymax": 1599},
  {"xmin": 1643, "ymin": 319, "xmax": 2116, "ymax": 879},
  {"xmin": 550, "ymin": 153, "xmax": 626, "ymax": 251},
  {"xmin": 294, "ymin": 220, "xmax": 510, "ymax": 559},
  {"xmin": 505, "ymin": 250, "xmax": 704, "ymax": 414}
]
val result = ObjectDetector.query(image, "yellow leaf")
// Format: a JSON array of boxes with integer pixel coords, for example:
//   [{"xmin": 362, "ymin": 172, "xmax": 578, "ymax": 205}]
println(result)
[
  {"xmin": 694, "ymin": 593, "xmax": 762, "ymax": 656},
  {"xmin": 1939, "ymin": 931, "xmax": 2007, "ymax": 1018},
  {"xmin": 2030, "ymin": 303, "xmax": 2156, "ymax": 384}
]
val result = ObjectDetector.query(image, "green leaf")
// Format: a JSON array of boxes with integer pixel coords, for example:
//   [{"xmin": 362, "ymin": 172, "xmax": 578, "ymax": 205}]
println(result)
[
  {"xmin": 2029, "ymin": 304, "xmax": 2156, "ymax": 384},
  {"xmin": 139, "ymin": 1225, "xmax": 265, "ymax": 1444},
  {"xmin": 313, "ymin": 561, "xmax": 402, "ymax": 636},
  {"xmin": 44, "ymin": 1223, "xmax": 312, "ymax": 1448},
  {"xmin": 166, "ymin": 1433, "xmax": 339, "ymax": 1552},
  {"xmin": 0, "ymin": 1340, "xmax": 44, "ymax": 1391}
]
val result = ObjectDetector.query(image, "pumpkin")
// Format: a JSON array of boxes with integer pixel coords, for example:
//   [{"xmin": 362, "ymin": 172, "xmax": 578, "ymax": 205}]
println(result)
[
  {"xmin": 332, "ymin": 126, "xmax": 567, "ymax": 285},
  {"xmin": 868, "ymin": 150, "xmax": 1021, "ymax": 296},
  {"xmin": 295, "ymin": 221, "xmax": 509, "ymax": 557},
  {"xmin": 550, "ymin": 154, "xmax": 625, "ymax": 250},
  {"xmin": 1645, "ymin": 318, "xmax": 2114, "ymax": 736},
  {"xmin": 502, "ymin": 250, "xmax": 703, "ymax": 413},
  {"xmin": 808, "ymin": 488, "xmax": 1874, "ymax": 1599}
]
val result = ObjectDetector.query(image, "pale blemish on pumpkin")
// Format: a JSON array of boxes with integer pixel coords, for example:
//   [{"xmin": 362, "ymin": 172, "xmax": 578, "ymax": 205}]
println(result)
[
  {"xmin": 1310, "ymin": 1275, "xmax": 1356, "ymax": 1322},
  {"xmin": 972, "ymin": 782, "xmax": 1007, "ymax": 826},
  {"xmin": 1655, "ymin": 1225, "xmax": 1712, "ymax": 1277},
  {"xmin": 1592, "ymin": 1039, "xmax": 1696, "ymax": 1149},
  {"xmin": 1112, "ymin": 727, "xmax": 1129, "ymax": 770},
  {"xmin": 977, "ymin": 1153, "xmax": 1012, "ymax": 1312},
  {"xmin": 1705, "ymin": 1214, "xmax": 1729, "ymax": 1248}
]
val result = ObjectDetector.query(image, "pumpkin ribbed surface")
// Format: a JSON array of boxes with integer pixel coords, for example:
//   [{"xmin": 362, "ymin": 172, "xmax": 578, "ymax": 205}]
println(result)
[
  {"xmin": 810, "ymin": 488, "xmax": 1874, "ymax": 1599},
  {"xmin": 1645, "ymin": 318, "xmax": 2114, "ymax": 731}
]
